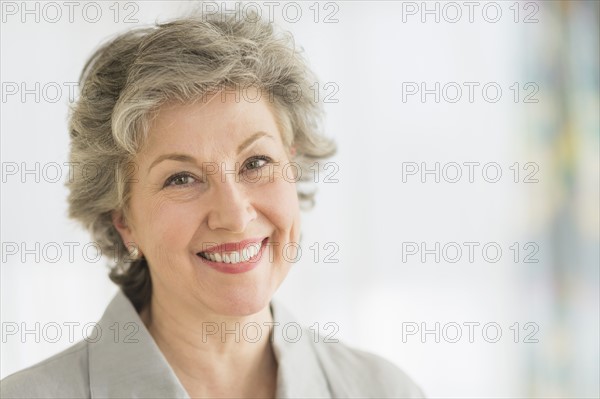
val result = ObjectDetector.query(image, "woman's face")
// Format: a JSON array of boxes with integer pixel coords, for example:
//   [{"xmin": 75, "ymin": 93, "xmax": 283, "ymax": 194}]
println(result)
[{"xmin": 114, "ymin": 90, "xmax": 300, "ymax": 316}]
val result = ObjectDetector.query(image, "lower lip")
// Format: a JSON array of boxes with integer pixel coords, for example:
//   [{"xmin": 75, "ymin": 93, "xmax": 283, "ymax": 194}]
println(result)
[{"xmin": 196, "ymin": 238, "xmax": 269, "ymax": 274}]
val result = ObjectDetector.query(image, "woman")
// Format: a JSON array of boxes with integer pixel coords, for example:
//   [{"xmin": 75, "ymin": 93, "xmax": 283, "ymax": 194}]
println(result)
[{"xmin": 1, "ymin": 11, "xmax": 424, "ymax": 398}]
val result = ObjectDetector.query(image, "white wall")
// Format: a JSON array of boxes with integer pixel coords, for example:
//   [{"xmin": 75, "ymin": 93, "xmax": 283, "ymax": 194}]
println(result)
[{"xmin": 2, "ymin": 1, "xmax": 597, "ymax": 398}]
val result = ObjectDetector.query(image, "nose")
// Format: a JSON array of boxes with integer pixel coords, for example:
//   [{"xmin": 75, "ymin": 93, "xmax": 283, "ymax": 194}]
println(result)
[{"xmin": 206, "ymin": 177, "xmax": 257, "ymax": 233}]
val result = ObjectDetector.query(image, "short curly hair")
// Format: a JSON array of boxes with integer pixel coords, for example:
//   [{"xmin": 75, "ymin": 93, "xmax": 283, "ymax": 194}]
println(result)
[{"xmin": 67, "ymin": 11, "xmax": 336, "ymax": 312}]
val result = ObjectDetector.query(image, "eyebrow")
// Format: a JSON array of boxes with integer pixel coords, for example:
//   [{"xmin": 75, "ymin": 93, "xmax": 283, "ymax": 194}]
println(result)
[
  {"xmin": 237, "ymin": 131, "xmax": 271, "ymax": 153},
  {"xmin": 147, "ymin": 131, "xmax": 273, "ymax": 172},
  {"xmin": 148, "ymin": 153, "xmax": 197, "ymax": 172}
]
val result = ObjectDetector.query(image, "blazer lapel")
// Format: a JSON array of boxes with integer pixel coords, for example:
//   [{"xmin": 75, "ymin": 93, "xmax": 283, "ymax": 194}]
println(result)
[
  {"xmin": 270, "ymin": 299, "xmax": 332, "ymax": 398},
  {"xmin": 88, "ymin": 291, "xmax": 332, "ymax": 398},
  {"xmin": 88, "ymin": 290, "xmax": 190, "ymax": 398}
]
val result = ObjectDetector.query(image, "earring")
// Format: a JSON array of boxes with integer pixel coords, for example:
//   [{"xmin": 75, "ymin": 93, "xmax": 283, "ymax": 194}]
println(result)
[{"xmin": 127, "ymin": 244, "xmax": 142, "ymax": 261}]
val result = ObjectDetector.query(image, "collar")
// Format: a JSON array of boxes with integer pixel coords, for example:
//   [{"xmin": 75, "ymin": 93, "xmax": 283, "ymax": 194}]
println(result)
[
  {"xmin": 88, "ymin": 290, "xmax": 189, "ymax": 397},
  {"xmin": 270, "ymin": 298, "xmax": 331, "ymax": 398},
  {"xmin": 88, "ymin": 290, "xmax": 331, "ymax": 398}
]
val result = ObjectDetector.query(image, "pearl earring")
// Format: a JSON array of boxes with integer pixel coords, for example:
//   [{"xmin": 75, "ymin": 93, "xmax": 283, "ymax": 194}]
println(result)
[{"xmin": 128, "ymin": 244, "xmax": 141, "ymax": 260}]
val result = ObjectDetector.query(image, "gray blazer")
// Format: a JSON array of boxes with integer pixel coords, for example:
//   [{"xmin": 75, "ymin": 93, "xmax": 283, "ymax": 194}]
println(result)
[{"xmin": 1, "ymin": 291, "xmax": 425, "ymax": 398}]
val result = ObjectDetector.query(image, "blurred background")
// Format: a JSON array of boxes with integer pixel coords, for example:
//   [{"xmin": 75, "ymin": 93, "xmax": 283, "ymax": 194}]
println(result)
[{"xmin": 1, "ymin": 1, "xmax": 598, "ymax": 397}]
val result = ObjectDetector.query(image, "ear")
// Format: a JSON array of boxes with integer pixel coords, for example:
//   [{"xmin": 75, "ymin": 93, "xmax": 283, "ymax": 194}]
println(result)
[
  {"xmin": 288, "ymin": 146, "xmax": 297, "ymax": 158},
  {"xmin": 112, "ymin": 210, "xmax": 136, "ymax": 246}
]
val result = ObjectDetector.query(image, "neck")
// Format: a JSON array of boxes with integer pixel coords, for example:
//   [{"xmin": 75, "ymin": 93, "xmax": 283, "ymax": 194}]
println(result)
[{"xmin": 139, "ymin": 293, "xmax": 278, "ymax": 398}]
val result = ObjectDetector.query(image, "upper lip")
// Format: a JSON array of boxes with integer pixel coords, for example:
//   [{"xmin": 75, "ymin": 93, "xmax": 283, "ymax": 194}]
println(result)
[{"xmin": 198, "ymin": 237, "xmax": 268, "ymax": 254}]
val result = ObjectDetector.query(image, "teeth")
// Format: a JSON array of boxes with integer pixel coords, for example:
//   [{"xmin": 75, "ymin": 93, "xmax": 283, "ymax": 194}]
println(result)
[
  {"xmin": 201, "ymin": 241, "xmax": 263, "ymax": 264},
  {"xmin": 248, "ymin": 243, "xmax": 259, "ymax": 258}
]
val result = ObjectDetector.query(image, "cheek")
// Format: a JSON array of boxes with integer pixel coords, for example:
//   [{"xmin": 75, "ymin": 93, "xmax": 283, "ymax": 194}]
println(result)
[
  {"xmin": 258, "ymin": 178, "xmax": 300, "ymax": 240},
  {"xmin": 133, "ymin": 195, "xmax": 199, "ymax": 253}
]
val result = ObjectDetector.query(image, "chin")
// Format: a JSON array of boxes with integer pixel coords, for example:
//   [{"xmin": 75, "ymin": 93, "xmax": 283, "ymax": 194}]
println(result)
[
  {"xmin": 211, "ymin": 290, "xmax": 273, "ymax": 317},
  {"xmin": 188, "ymin": 252, "xmax": 290, "ymax": 318}
]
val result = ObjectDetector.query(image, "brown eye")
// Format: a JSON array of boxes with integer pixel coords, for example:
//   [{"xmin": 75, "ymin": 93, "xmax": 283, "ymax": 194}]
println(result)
[
  {"xmin": 164, "ymin": 173, "xmax": 196, "ymax": 187},
  {"xmin": 244, "ymin": 156, "xmax": 271, "ymax": 171}
]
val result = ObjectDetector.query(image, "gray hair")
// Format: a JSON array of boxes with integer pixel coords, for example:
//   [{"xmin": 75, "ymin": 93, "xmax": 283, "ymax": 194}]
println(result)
[{"xmin": 66, "ymin": 11, "xmax": 336, "ymax": 311}]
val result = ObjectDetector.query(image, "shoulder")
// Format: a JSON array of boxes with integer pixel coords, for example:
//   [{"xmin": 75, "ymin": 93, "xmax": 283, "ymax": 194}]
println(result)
[
  {"xmin": 0, "ymin": 340, "xmax": 90, "ymax": 398},
  {"xmin": 310, "ymin": 333, "xmax": 426, "ymax": 398},
  {"xmin": 269, "ymin": 299, "xmax": 426, "ymax": 398}
]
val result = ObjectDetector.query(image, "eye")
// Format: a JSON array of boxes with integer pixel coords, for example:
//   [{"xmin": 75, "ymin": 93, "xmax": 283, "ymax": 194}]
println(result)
[
  {"xmin": 164, "ymin": 172, "xmax": 197, "ymax": 187},
  {"xmin": 243, "ymin": 155, "xmax": 271, "ymax": 171}
]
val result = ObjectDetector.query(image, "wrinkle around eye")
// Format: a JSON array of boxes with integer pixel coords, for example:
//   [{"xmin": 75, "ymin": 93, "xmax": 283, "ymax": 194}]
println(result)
[
  {"xmin": 242, "ymin": 156, "xmax": 271, "ymax": 173},
  {"xmin": 159, "ymin": 177, "xmax": 208, "ymax": 202},
  {"xmin": 162, "ymin": 171, "xmax": 207, "ymax": 190}
]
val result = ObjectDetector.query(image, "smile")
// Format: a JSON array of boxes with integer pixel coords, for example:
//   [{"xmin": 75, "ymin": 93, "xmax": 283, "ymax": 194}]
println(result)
[
  {"xmin": 198, "ymin": 242, "xmax": 262, "ymax": 264},
  {"xmin": 196, "ymin": 237, "xmax": 269, "ymax": 272}
]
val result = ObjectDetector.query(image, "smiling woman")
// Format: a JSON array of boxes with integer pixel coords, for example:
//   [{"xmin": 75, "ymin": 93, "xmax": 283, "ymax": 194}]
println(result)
[
  {"xmin": 117, "ymin": 94, "xmax": 301, "ymax": 320},
  {"xmin": 1, "ymin": 9, "xmax": 424, "ymax": 399}
]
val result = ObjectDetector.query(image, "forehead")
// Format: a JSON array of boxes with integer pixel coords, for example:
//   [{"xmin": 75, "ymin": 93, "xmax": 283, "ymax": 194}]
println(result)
[{"xmin": 142, "ymin": 92, "xmax": 282, "ymax": 157}]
